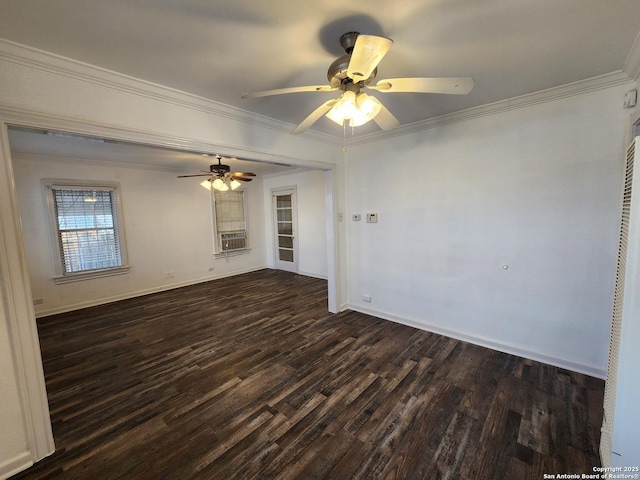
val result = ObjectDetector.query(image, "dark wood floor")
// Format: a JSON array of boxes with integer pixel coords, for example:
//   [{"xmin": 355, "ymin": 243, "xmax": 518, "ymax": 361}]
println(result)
[{"xmin": 13, "ymin": 269, "xmax": 604, "ymax": 479}]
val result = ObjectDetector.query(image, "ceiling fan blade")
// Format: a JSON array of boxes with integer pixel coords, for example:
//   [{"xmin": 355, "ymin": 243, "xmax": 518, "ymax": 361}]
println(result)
[
  {"xmin": 241, "ymin": 85, "xmax": 338, "ymax": 99},
  {"xmin": 347, "ymin": 34, "xmax": 393, "ymax": 83},
  {"xmin": 177, "ymin": 174, "xmax": 212, "ymax": 178},
  {"xmin": 292, "ymin": 98, "xmax": 338, "ymax": 134},
  {"xmin": 370, "ymin": 77, "xmax": 475, "ymax": 95},
  {"xmin": 229, "ymin": 172, "xmax": 256, "ymax": 178},
  {"xmin": 373, "ymin": 103, "xmax": 400, "ymax": 131},
  {"xmin": 233, "ymin": 177, "xmax": 253, "ymax": 182}
]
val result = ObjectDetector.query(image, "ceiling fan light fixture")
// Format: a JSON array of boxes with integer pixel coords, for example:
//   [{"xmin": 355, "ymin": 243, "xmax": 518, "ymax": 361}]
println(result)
[
  {"xmin": 350, "ymin": 93, "xmax": 382, "ymax": 127},
  {"xmin": 212, "ymin": 178, "xmax": 228, "ymax": 191},
  {"xmin": 179, "ymin": 156, "xmax": 255, "ymax": 188},
  {"xmin": 326, "ymin": 90, "xmax": 382, "ymax": 128},
  {"xmin": 326, "ymin": 90, "xmax": 357, "ymax": 126}
]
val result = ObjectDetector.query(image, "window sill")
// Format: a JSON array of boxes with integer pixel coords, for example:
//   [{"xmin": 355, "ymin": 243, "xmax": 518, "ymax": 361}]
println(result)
[
  {"xmin": 214, "ymin": 249, "xmax": 251, "ymax": 259},
  {"xmin": 53, "ymin": 266, "xmax": 130, "ymax": 284}
]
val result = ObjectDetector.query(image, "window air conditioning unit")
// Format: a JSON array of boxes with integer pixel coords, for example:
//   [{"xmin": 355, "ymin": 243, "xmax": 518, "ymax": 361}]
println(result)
[{"xmin": 219, "ymin": 232, "xmax": 247, "ymax": 252}]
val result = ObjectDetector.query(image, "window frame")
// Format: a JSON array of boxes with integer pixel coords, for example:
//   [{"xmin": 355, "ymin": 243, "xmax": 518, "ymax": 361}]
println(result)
[
  {"xmin": 43, "ymin": 179, "xmax": 130, "ymax": 283},
  {"xmin": 211, "ymin": 188, "xmax": 250, "ymax": 256}
]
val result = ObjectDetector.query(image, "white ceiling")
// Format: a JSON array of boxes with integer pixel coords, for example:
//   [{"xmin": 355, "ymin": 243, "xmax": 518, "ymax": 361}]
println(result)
[{"xmin": 1, "ymin": 0, "xmax": 640, "ymax": 139}]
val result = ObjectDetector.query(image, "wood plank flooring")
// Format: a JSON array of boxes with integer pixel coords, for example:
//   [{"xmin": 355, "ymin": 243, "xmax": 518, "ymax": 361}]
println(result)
[{"xmin": 12, "ymin": 269, "xmax": 604, "ymax": 479}]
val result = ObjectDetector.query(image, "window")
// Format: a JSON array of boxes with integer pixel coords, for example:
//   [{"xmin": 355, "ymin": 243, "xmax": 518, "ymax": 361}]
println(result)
[
  {"xmin": 44, "ymin": 180, "xmax": 129, "ymax": 283},
  {"xmin": 213, "ymin": 190, "xmax": 249, "ymax": 254}
]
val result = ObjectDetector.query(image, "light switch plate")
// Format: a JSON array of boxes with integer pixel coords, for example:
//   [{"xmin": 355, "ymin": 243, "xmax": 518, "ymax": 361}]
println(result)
[
  {"xmin": 624, "ymin": 89, "xmax": 637, "ymax": 108},
  {"xmin": 366, "ymin": 213, "xmax": 378, "ymax": 223}
]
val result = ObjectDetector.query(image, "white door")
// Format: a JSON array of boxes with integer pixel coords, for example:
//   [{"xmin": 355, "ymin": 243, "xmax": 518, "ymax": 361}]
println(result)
[{"xmin": 273, "ymin": 189, "xmax": 298, "ymax": 272}]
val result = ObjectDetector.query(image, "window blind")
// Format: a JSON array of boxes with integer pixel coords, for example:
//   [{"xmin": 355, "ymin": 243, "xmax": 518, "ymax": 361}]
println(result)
[
  {"xmin": 52, "ymin": 187, "xmax": 123, "ymax": 274},
  {"xmin": 215, "ymin": 190, "xmax": 246, "ymax": 232}
]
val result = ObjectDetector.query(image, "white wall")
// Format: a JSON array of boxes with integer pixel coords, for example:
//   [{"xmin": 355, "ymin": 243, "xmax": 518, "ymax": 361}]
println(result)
[
  {"xmin": 11, "ymin": 154, "xmax": 269, "ymax": 316},
  {"xmin": 262, "ymin": 169, "xmax": 329, "ymax": 279},
  {"xmin": 345, "ymin": 83, "xmax": 635, "ymax": 378}
]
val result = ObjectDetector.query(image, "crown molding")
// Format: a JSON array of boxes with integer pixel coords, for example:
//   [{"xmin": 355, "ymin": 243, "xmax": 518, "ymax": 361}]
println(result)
[
  {"xmin": 0, "ymin": 39, "xmax": 341, "ymax": 146},
  {"xmin": 624, "ymin": 28, "xmax": 640, "ymax": 82},
  {"xmin": 9, "ymin": 150, "xmax": 193, "ymax": 174},
  {"xmin": 348, "ymin": 70, "xmax": 635, "ymax": 145},
  {"xmin": 1, "ymin": 105, "xmax": 338, "ymax": 175}
]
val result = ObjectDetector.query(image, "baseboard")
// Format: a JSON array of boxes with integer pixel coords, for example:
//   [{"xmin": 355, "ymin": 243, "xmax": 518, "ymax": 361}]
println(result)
[
  {"xmin": 347, "ymin": 303, "xmax": 607, "ymax": 379},
  {"xmin": 36, "ymin": 265, "xmax": 268, "ymax": 318},
  {"xmin": 296, "ymin": 270, "xmax": 328, "ymax": 280},
  {"xmin": 0, "ymin": 451, "xmax": 33, "ymax": 480}
]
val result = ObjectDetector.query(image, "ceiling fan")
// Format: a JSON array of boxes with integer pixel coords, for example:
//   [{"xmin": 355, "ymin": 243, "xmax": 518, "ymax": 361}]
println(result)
[
  {"xmin": 177, "ymin": 155, "xmax": 256, "ymax": 191},
  {"xmin": 241, "ymin": 31, "xmax": 475, "ymax": 134}
]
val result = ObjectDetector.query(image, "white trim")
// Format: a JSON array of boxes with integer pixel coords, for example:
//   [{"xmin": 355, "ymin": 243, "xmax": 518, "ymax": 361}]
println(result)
[
  {"xmin": 348, "ymin": 303, "xmax": 606, "ymax": 379},
  {"xmin": 623, "ymin": 28, "xmax": 640, "ymax": 82},
  {"xmin": 324, "ymin": 169, "xmax": 340, "ymax": 313},
  {"xmin": 213, "ymin": 248, "xmax": 251, "ymax": 259},
  {"xmin": 2, "ymin": 105, "xmax": 336, "ymax": 170},
  {"xmin": 0, "ymin": 120, "xmax": 54, "ymax": 475},
  {"xmin": 53, "ymin": 266, "xmax": 130, "ymax": 284},
  {"xmin": 0, "ymin": 451, "xmax": 34, "ymax": 480},
  {"xmin": 297, "ymin": 270, "xmax": 328, "ymax": 281},
  {"xmin": 349, "ymin": 71, "xmax": 635, "ymax": 145}
]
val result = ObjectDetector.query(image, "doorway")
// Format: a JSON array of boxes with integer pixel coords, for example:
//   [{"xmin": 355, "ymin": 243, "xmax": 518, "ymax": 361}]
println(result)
[{"xmin": 272, "ymin": 188, "xmax": 298, "ymax": 273}]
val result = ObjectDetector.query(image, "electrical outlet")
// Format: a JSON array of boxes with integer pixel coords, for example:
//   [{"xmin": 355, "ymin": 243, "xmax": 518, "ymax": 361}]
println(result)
[
  {"xmin": 366, "ymin": 213, "xmax": 378, "ymax": 223},
  {"xmin": 208, "ymin": 266, "xmax": 215, "ymax": 272},
  {"xmin": 362, "ymin": 294, "xmax": 372, "ymax": 302},
  {"xmin": 33, "ymin": 298, "xmax": 43, "ymax": 305}
]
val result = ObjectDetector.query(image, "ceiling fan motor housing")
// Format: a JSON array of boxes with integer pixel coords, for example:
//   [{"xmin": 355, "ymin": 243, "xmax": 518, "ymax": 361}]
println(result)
[
  {"xmin": 340, "ymin": 31, "xmax": 360, "ymax": 53},
  {"xmin": 210, "ymin": 163, "xmax": 230, "ymax": 174}
]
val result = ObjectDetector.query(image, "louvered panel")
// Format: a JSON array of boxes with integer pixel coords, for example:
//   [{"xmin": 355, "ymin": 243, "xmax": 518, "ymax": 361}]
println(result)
[
  {"xmin": 600, "ymin": 138, "xmax": 635, "ymax": 467},
  {"xmin": 219, "ymin": 231, "xmax": 247, "ymax": 251}
]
